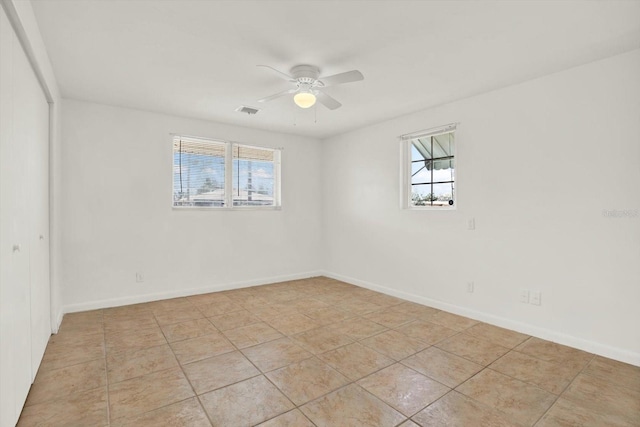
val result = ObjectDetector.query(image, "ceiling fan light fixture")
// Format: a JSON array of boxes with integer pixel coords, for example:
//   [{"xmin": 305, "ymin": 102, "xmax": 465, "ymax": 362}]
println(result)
[
  {"xmin": 293, "ymin": 91, "xmax": 316, "ymax": 108},
  {"xmin": 257, "ymin": 64, "xmax": 363, "ymax": 110}
]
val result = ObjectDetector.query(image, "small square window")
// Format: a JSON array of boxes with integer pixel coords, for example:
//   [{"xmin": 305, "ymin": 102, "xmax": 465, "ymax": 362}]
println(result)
[{"xmin": 402, "ymin": 126, "xmax": 456, "ymax": 209}]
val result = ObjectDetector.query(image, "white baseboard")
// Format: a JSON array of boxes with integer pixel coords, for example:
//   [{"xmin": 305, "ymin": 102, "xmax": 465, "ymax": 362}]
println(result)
[
  {"xmin": 61, "ymin": 270, "xmax": 323, "ymax": 315},
  {"xmin": 321, "ymin": 271, "xmax": 640, "ymax": 367},
  {"xmin": 52, "ymin": 309, "xmax": 63, "ymax": 334}
]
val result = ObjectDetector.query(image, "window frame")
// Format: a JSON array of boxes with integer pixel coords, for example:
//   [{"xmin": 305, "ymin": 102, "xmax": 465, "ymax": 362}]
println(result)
[
  {"xmin": 400, "ymin": 124, "xmax": 457, "ymax": 211},
  {"xmin": 171, "ymin": 135, "xmax": 282, "ymax": 211}
]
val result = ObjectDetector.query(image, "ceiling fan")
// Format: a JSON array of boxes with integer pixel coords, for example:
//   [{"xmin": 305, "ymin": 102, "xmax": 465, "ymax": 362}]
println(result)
[{"xmin": 256, "ymin": 64, "xmax": 364, "ymax": 110}]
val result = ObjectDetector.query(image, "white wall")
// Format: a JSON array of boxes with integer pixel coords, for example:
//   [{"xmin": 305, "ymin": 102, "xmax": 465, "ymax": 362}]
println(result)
[
  {"xmin": 322, "ymin": 49, "xmax": 640, "ymax": 365},
  {"xmin": 61, "ymin": 99, "xmax": 323, "ymax": 310},
  {"xmin": 57, "ymin": 50, "xmax": 640, "ymax": 365}
]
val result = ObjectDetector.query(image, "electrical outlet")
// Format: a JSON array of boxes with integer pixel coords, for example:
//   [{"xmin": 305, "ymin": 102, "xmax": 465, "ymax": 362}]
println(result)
[
  {"xmin": 467, "ymin": 282, "xmax": 474, "ymax": 293},
  {"xmin": 520, "ymin": 289, "xmax": 530, "ymax": 303},
  {"xmin": 135, "ymin": 272, "xmax": 144, "ymax": 283},
  {"xmin": 530, "ymin": 290, "xmax": 542, "ymax": 306},
  {"xmin": 467, "ymin": 218, "xmax": 476, "ymax": 230}
]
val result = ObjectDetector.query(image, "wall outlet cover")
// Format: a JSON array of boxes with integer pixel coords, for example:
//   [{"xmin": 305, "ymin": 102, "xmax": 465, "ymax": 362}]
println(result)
[{"xmin": 530, "ymin": 290, "xmax": 542, "ymax": 306}]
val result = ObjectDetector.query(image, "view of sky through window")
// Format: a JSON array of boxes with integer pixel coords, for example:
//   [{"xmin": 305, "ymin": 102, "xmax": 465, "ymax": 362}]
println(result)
[
  {"xmin": 410, "ymin": 132, "xmax": 455, "ymax": 207},
  {"xmin": 173, "ymin": 140, "xmax": 276, "ymax": 208}
]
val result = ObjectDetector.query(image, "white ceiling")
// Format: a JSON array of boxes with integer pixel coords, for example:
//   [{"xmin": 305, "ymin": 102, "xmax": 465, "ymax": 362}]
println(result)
[{"xmin": 32, "ymin": 0, "xmax": 640, "ymax": 139}]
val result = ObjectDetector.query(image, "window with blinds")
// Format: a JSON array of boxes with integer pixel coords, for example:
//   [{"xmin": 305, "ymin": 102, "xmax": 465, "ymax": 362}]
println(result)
[
  {"xmin": 172, "ymin": 136, "xmax": 280, "ymax": 209},
  {"xmin": 173, "ymin": 137, "xmax": 226, "ymax": 207},
  {"xmin": 233, "ymin": 144, "xmax": 277, "ymax": 207}
]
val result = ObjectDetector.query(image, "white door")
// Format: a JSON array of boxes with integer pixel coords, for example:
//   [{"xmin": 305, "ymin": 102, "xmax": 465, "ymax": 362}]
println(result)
[
  {"xmin": 0, "ymin": 7, "xmax": 32, "ymax": 422},
  {"xmin": 0, "ymin": 4, "xmax": 51, "ymax": 425},
  {"xmin": 25, "ymin": 47, "xmax": 51, "ymax": 380},
  {"xmin": 0, "ymin": 8, "xmax": 21, "ymax": 426}
]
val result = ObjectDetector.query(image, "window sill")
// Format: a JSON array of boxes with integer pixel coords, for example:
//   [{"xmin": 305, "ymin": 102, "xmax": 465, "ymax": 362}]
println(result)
[
  {"xmin": 172, "ymin": 206, "xmax": 282, "ymax": 211},
  {"xmin": 403, "ymin": 206, "xmax": 457, "ymax": 211}
]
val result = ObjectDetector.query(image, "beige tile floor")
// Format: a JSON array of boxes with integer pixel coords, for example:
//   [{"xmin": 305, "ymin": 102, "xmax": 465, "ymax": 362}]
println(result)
[{"xmin": 18, "ymin": 277, "xmax": 640, "ymax": 426}]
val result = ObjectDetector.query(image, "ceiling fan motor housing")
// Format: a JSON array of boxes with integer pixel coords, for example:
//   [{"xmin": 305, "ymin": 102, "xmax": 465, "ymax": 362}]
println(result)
[{"xmin": 290, "ymin": 64, "xmax": 321, "ymax": 81}]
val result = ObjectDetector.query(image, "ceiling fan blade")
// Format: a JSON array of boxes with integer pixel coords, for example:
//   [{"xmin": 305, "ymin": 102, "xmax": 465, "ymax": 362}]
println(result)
[
  {"xmin": 257, "ymin": 88, "xmax": 297, "ymax": 103},
  {"xmin": 319, "ymin": 70, "xmax": 364, "ymax": 87},
  {"xmin": 316, "ymin": 90, "xmax": 342, "ymax": 110},
  {"xmin": 257, "ymin": 65, "xmax": 295, "ymax": 82}
]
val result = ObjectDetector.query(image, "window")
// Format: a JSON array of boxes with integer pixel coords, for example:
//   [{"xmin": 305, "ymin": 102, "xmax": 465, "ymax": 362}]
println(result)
[
  {"xmin": 173, "ymin": 137, "xmax": 226, "ymax": 207},
  {"xmin": 232, "ymin": 145, "xmax": 276, "ymax": 207},
  {"xmin": 402, "ymin": 124, "xmax": 456, "ymax": 209},
  {"xmin": 173, "ymin": 136, "xmax": 281, "ymax": 209}
]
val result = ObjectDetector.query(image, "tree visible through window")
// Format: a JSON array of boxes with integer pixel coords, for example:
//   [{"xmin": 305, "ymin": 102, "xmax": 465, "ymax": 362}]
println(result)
[
  {"xmin": 173, "ymin": 136, "xmax": 280, "ymax": 208},
  {"xmin": 409, "ymin": 131, "xmax": 455, "ymax": 207}
]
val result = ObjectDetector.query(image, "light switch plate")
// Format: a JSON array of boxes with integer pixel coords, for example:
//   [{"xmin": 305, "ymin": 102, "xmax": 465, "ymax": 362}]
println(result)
[{"xmin": 530, "ymin": 290, "xmax": 542, "ymax": 306}]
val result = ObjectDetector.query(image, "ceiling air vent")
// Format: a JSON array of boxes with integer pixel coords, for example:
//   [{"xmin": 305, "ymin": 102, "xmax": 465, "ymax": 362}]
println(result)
[{"xmin": 236, "ymin": 106, "xmax": 260, "ymax": 115}]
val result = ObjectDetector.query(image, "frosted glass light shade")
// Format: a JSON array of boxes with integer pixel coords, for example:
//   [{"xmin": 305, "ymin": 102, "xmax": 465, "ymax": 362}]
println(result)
[{"xmin": 294, "ymin": 92, "xmax": 316, "ymax": 108}]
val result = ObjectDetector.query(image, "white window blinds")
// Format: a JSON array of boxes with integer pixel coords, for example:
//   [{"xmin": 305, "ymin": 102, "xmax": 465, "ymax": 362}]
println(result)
[
  {"xmin": 232, "ymin": 144, "xmax": 277, "ymax": 207},
  {"xmin": 172, "ymin": 136, "xmax": 281, "ymax": 209},
  {"xmin": 173, "ymin": 137, "xmax": 226, "ymax": 207}
]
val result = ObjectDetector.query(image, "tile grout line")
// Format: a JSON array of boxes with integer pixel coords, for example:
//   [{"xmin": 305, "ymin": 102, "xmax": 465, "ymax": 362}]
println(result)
[
  {"xmin": 31, "ymin": 355, "xmax": 107, "ymax": 376},
  {"xmin": 251, "ymin": 408, "xmax": 319, "ymax": 427},
  {"xmin": 200, "ymin": 301, "xmax": 404, "ymax": 425},
  {"xmin": 351, "ymin": 382, "xmax": 411, "ymax": 423},
  {"xmin": 105, "ymin": 313, "xmax": 215, "ymax": 425},
  {"xmin": 100, "ymin": 310, "xmax": 112, "ymax": 427},
  {"xmin": 21, "ymin": 326, "xmax": 107, "ymax": 413},
  {"xmin": 530, "ymin": 352, "xmax": 597, "ymax": 426},
  {"xmin": 453, "ymin": 357, "xmax": 589, "ymax": 426},
  {"xmin": 37, "ymin": 324, "xmax": 108, "ymax": 374},
  {"xmin": 413, "ymin": 386, "xmax": 519, "ymax": 427},
  {"xmin": 484, "ymin": 348, "xmax": 595, "ymax": 395},
  {"xmin": 110, "ymin": 316, "xmax": 340, "ymax": 424},
  {"xmin": 354, "ymin": 364, "xmax": 451, "ymax": 422},
  {"xmin": 577, "ymin": 357, "xmax": 640, "ymax": 393},
  {"xmin": 158, "ymin": 308, "xmax": 215, "ymax": 427},
  {"xmin": 37, "ymin": 279, "xmax": 639, "ymax": 426},
  {"xmin": 106, "ymin": 301, "xmax": 208, "ymax": 425},
  {"xmin": 199, "ymin": 315, "xmax": 302, "ymax": 426},
  {"xmin": 474, "ymin": 335, "xmax": 597, "ymax": 397},
  {"xmin": 257, "ymin": 324, "xmax": 427, "ymax": 424},
  {"xmin": 198, "ymin": 312, "xmax": 323, "ymax": 424},
  {"xmin": 407, "ymin": 388, "xmax": 458, "ymax": 426},
  {"xmin": 442, "ymin": 340, "xmax": 538, "ymax": 425}
]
